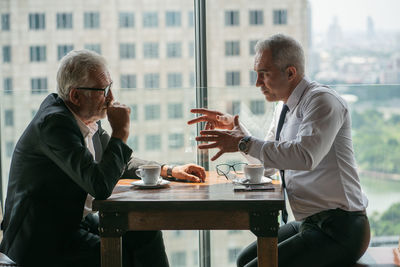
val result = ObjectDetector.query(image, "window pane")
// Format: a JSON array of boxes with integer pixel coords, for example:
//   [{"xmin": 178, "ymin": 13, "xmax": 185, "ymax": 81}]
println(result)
[
  {"xmin": 143, "ymin": 12, "xmax": 158, "ymax": 27},
  {"xmin": 119, "ymin": 12, "xmax": 134, "ymax": 28},
  {"xmin": 166, "ymin": 11, "xmax": 181, "ymax": 27},
  {"xmin": 3, "ymin": 77, "xmax": 13, "ymax": 95},
  {"xmin": 2, "ymin": 14, "xmax": 10, "ymax": 30},
  {"xmin": 84, "ymin": 12, "xmax": 100, "ymax": 29},
  {"xmin": 249, "ymin": 10, "xmax": 263, "ymax": 25},
  {"xmin": 143, "ymin": 42, "xmax": 159, "ymax": 58},
  {"xmin": 84, "ymin": 44, "xmax": 101, "ymax": 54},
  {"xmin": 30, "ymin": 46, "xmax": 46, "ymax": 62},
  {"xmin": 273, "ymin": 9, "xmax": 287, "ymax": 25},
  {"xmin": 2, "ymin": 45, "xmax": 11, "ymax": 63},
  {"xmin": 121, "ymin": 74, "xmax": 137, "ymax": 89},
  {"xmin": 56, "ymin": 13, "xmax": 73, "ymax": 29},
  {"xmin": 57, "ymin": 44, "xmax": 74, "ymax": 60},
  {"xmin": 225, "ymin": 10, "xmax": 239, "ymax": 26},
  {"xmin": 29, "ymin": 13, "xmax": 45, "ymax": 30},
  {"xmin": 120, "ymin": 43, "xmax": 136, "ymax": 59}
]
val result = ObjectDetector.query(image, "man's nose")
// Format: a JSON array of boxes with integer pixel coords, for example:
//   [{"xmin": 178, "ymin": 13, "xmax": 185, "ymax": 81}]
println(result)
[
  {"xmin": 106, "ymin": 88, "xmax": 114, "ymax": 102},
  {"xmin": 255, "ymin": 73, "xmax": 263, "ymax": 87}
]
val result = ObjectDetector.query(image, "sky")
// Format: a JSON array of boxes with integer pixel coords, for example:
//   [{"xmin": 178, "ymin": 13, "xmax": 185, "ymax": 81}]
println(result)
[{"xmin": 309, "ymin": 0, "xmax": 400, "ymax": 33}]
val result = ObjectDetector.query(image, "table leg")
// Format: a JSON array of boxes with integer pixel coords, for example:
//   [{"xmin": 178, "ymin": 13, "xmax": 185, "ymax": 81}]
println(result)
[
  {"xmin": 101, "ymin": 236, "xmax": 122, "ymax": 267},
  {"xmin": 257, "ymin": 236, "xmax": 278, "ymax": 267}
]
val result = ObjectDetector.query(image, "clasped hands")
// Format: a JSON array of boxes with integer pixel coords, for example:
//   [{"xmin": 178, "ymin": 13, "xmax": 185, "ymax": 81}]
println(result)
[{"xmin": 187, "ymin": 108, "xmax": 246, "ymax": 161}]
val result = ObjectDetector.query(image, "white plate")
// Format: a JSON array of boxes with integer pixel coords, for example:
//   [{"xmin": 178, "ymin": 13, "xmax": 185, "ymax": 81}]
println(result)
[
  {"xmin": 233, "ymin": 176, "xmax": 272, "ymax": 185},
  {"xmin": 131, "ymin": 178, "xmax": 170, "ymax": 188}
]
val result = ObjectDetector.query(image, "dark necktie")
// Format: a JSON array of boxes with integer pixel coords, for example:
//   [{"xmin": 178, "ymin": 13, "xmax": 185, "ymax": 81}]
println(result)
[{"xmin": 276, "ymin": 104, "xmax": 289, "ymax": 223}]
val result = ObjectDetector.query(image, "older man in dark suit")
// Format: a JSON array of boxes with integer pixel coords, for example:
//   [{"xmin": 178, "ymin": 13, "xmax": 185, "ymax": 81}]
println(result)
[{"xmin": 0, "ymin": 49, "xmax": 205, "ymax": 267}]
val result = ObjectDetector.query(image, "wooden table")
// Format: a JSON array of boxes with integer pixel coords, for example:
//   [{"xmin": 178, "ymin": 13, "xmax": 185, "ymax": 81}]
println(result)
[{"xmin": 93, "ymin": 172, "xmax": 284, "ymax": 267}]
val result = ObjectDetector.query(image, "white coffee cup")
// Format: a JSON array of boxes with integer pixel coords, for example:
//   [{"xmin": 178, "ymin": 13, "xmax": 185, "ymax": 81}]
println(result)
[
  {"xmin": 135, "ymin": 165, "xmax": 161, "ymax": 185},
  {"xmin": 244, "ymin": 164, "xmax": 264, "ymax": 184}
]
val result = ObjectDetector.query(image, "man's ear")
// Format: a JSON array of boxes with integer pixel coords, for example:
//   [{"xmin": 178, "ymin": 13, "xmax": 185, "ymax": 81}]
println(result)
[
  {"xmin": 286, "ymin": 66, "xmax": 297, "ymax": 81},
  {"xmin": 69, "ymin": 88, "xmax": 81, "ymax": 106}
]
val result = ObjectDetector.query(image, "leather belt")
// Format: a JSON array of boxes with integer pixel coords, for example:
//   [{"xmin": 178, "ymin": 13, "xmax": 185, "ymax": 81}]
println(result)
[{"xmin": 306, "ymin": 209, "xmax": 366, "ymax": 227}]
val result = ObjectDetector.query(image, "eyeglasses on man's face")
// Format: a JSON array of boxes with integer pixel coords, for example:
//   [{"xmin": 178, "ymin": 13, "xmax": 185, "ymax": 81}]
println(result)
[
  {"xmin": 216, "ymin": 163, "xmax": 248, "ymax": 180},
  {"xmin": 76, "ymin": 81, "xmax": 113, "ymax": 97}
]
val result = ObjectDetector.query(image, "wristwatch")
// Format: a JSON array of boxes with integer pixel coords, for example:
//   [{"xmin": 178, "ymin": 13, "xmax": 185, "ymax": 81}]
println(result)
[
  {"xmin": 167, "ymin": 165, "xmax": 175, "ymax": 178},
  {"xmin": 238, "ymin": 136, "xmax": 252, "ymax": 154}
]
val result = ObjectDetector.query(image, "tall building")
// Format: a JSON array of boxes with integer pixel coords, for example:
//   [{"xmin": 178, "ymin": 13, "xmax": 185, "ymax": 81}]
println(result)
[{"xmin": 0, "ymin": 0, "xmax": 310, "ymax": 265}]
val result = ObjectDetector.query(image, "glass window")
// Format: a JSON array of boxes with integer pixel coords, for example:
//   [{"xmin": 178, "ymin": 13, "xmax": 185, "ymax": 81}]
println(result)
[
  {"xmin": 250, "ymin": 100, "xmax": 265, "ymax": 115},
  {"xmin": 225, "ymin": 10, "xmax": 239, "ymax": 26},
  {"xmin": 189, "ymin": 72, "xmax": 195, "ymax": 87},
  {"xmin": 57, "ymin": 44, "xmax": 74, "ymax": 60},
  {"xmin": 188, "ymin": 11, "xmax": 194, "ymax": 27},
  {"xmin": 249, "ymin": 70, "xmax": 257, "ymax": 85},
  {"xmin": 84, "ymin": 12, "xmax": 100, "ymax": 29},
  {"xmin": 84, "ymin": 44, "xmax": 101, "ymax": 54},
  {"xmin": 30, "ymin": 46, "xmax": 46, "ymax": 62},
  {"xmin": 189, "ymin": 41, "xmax": 194, "ymax": 58},
  {"xmin": 143, "ymin": 12, "xmax": 158, "ymax": 28},
  {"xmin": 225, "ymin": 41, "xmax": 240, "ymax": 56},
  {"xmin": 4, "ymin": 109, "xmax": 13, "ymax": 126},
  {"xmin": 2, "ymin": 45, "xmax": 11, "ymax": 63},
  {"xmin": 129, "ymin": 104, "xmax": 138, "ymax": 121},
  {"xmin": 121, "ymin": 74, "xmax": 137, "ymax": 89},
  {"xmin": 249, "ymin": 10, "xmax": 263, "ymax": 25},
  {"xmin": 166, "ymin": 11, "xmax": 181, "ymax": 27},
  {"xmin": 56, "ymin": 13, "xmax": 73, "ymax": 29},
  {"xmin": 3, "ymin": 77, "xmax": 12, "ymax": 95},
  {"xmin": 171, "ymin": 251, "xmax": 186, "ymax": 267},
  {"xmin": 145, "ymin": 134, "xmax": 161, "ymax": 151},
  {"xmin": 144, "ymin": 73, "xmax": 160, "ymax": 89},
  {"xmin": 127, "ymin": 136, "xmax": 138, "ymax": 150},
  {"xmin": 169, "ymin": 133, "xmax": 184, "ymax": 149},
  {"xmin": 167, "ymin": 42, "xmax": 182, "ymax": 58},
  {"xmin": 1, "ymin": 14, "xmax": 10, "ymax": 30},
  {"xmin": 249, "ymin": 40, "xmax": 258, "ymax": 55},
  {"xmin": 119, "ymin": 12, "xmax": 134, "ymax": 28},
  {"xmin": 229, "ymin": 101, "xmax": 241, "ymax": 115},
  {"xmin": 29, "ymin": 13, "xmax": 45, "ymax": 30},
  {"xmin": 145, "ymin": 104, "xmax": 160, "ymax": 120},
  {"xmin": 120, "ymin": 43, "xmax": 136, "ymax": 59},
  {"xmin": 167, "ymin": 73, "xmax": 183, "ymax": 88},
  {"xmin": 143, "ymin": 42, "xmax": 159, "ymax": 58},
  {"xmin": 168, "ymin": 103, "xmax": 183, "ymax": 119},
  {"xmin": 226, "ymin": 71, "xmax": 241, "ymax": 86},
  {"xmin": 31, "ymin": 77, "xmax": 48, "ymax": 94},
  {"xmin": 6, "ymin": 142, "xmax": 14, "ymax": 157},
  {"xmin": 273, "ymin": 9, "xmax": 287, "ymax": 25}
]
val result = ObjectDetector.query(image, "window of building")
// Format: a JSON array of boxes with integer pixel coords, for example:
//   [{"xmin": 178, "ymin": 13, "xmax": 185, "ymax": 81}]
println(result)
[
  {"xmin": 166, "ymin": 11, "xmax": 181, "ymax": 27},
  {"xmin": 121, "ymin": 74, "xmax": 137, "ymax": 89},
  {"xmin": 273, "ymin": 9, "xmax": 287, "ymax": 25},
  {"xmin": 188, "ymin": 11, "xmax": 194, "ymax": 27},
  {"xmin": 145, "ymin": 134, "xmax": 161, "ymax": 151},
  {"xmin": 167, "ymin": 73, "xmax": 183, "ymax": 88},
  {"xmin": 168, "ymin": 103, "xmax": 183, "ymax": 119},
  {"xmin": 249, "ymin": 70, "xmax": 257, "ymax": 85},
  {"xmin": 249, "ymin": 10, "xmax": 263, "ymax": 25},
  {"xmin": 226, "ymin": 71, "xmax": 240, "ymax": 86},
  {"xmin": 190, "ymin": 72, "xmax": 195, "ymax": 87},
  {"xmin": 127, "ymin": 136, "xmax": 138, "ymax": 150},
  {"xmin": 29, "ymin": 13, "xmax": 45, "ymax": 30},
  {"xmin": 249, "ymin": 40, "xmax": 258, "ymax": 55},
  {"xmin": 57, "ymin": 44, "xmax": 73, "ymax": 60},
  {"xmin": 119, "ymin": 12, "xmax": 134, "ymax": 28},
  {"xmin": 2, "ymin": 45, "xmax": 11, "ymax": 63},
  {"xmin": 4, "ymin": 110, "xmax": 13, "ymax": 126},
  {"xmin": 145, "ymin": 104, "xmax": 160, "ymax": 120},
  {"xmin": 167, "ymin": 42, "xmax": 182, "ymax": 58},
  {"xmin": 228, "ymin": 248, "xmax": 241, "ymax": 263},
  {"xmin": 1, "ymin": 14, "xmax": 10, "ymax": 30},
  {"xmin": 120, "ymin": 43, "xmax": 136, "ymax": 59},
  {"xmin": 250, "ymin": 100, "xmax": 265, "ymax": 115},
  {"xmin": 144, "ymin": 73, "xmax": 160, "ymax": 89},
  {"xmin": 3, "ymin": 77, "xmax": 12, "ymax": 95},
  {"xmin": 171, "ymin": 251, "xmax": 186, "ymax": 267},
  {"xmin": 30, "ymin": 46, "xmax": 46, "ymax": 62},
  {"xmin": 189, "ymin": 41, "xmax": 194, "ymax": 58},
  {"xmin": 6, "ymin": 141, "xmax": 14, "ymax": 157},
  {"xmin": 225, "ymin": 10, "xmax": 239, "ymax": 26},
  {"xmin": 56, "ymin": 13, "xmax": 73, "ymax": 29},
  {"xmin": 31, "ymin": 77, "xmax": 47, "ymax": 94},
  {"xmin": 84, "ymin": 12, "xmax": 100, "ymax": 29},
  {"xmin": 169, "ymin": 133, "xmax": 184, "ymax": 149},
  {"xmin": 225, "ymin": 41, "xmax": 240, "ymax": 56},
  {"xmin": 230, "ymin": 101, "xmax": 241, "ymax": 115},
  {"xmin": 143, "ymin": 12, "xmax": 158, "ymax": 28},
  {"xmin": 143, "ymin": 42, "xmax": 159, "ymax": 58},
  {"xmin": 129, "ymin": 104, "xmax": 138, "ymax": 121},
  {"xmin": 84, "ymin": 44, "xmax": 101, "ymax": 54}
]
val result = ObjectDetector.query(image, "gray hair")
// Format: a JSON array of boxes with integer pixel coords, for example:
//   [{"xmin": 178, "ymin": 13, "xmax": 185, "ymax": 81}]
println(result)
[
  {"xmin": 255, "ymin": 33, "xmax": 305, "ymax": 76},
  {"xmin": 56, "ymin": 49, "xmax": 108, "ymax": 100}
]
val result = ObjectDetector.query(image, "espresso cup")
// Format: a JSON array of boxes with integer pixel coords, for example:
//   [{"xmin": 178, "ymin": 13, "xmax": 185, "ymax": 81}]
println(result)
[
  {"xmin": 244, "ymin": 164, "xmax": 264, "ymax": 184},
  {"xmin": 135, "ymin": 165, "xmax": 161, "ymax": 185}
]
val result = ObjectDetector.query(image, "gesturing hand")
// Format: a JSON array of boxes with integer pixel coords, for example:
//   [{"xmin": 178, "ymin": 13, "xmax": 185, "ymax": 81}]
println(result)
[
  {"xmin": 195, "ymin": 115, "xmax": 245, "ymax": 161},
  {"xmin": 188, "ymin": 108, "xmax": 235, "ymax": 130}
]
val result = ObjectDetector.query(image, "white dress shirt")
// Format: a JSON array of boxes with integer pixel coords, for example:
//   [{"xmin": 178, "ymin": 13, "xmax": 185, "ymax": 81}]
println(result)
[{"xmin": 246, "ymin": 76, "xmax": 368, "ymax": 220}]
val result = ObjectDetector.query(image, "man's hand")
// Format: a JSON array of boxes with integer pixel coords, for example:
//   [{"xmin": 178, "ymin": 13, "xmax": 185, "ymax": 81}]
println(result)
[
  {"xmin": 171, "ymin": 164, "xmax": 206, "ymax": 183},
  {"xmin": 107, "ymin": 102, "xmax": 131, "ymax": 143},
  {"xmin": 195, "ymin": 115, "xmax": 245, "ymax": 161},
  {"xmin": 188, "ymin": 108, "xmax": 235, "ymax": 130}
]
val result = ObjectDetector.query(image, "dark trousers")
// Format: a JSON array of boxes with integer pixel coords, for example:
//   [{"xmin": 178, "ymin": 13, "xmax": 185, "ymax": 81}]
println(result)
[
  {"xmin": 237, "ymin": 209, "xmax": 370, "ymax": 267},
  {"xmin": 59, "ymin": 213, "xmax": 169, "ymax": 267}
]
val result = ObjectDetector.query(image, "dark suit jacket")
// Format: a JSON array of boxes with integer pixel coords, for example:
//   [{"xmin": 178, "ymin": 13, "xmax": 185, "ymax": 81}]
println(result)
[{"xmin": 0, "ymin": 94, "xmax": 157, "ymax": 266}]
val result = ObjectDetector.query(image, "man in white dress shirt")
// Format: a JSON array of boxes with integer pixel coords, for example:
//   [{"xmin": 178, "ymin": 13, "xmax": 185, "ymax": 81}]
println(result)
[{"xmin": 188, "ymin": 33, "xmax": 370, "ymax": 267}]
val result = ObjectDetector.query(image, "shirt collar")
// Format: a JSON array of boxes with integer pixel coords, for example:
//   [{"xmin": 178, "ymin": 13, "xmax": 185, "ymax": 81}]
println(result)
[
  {"xmin": 65, "ymin": 102, "xmax": 98, "ymax": 138},
  {"xmin": 286, "ymin": 76, "xmax": 311, "ymax": 111}
]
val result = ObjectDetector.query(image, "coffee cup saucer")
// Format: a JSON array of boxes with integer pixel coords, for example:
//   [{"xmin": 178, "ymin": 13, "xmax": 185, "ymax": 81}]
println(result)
[
  {"xmin": 131, "ymin": 177, "xmax": 170, "ymax": 188},
  {"xmin": 233, "ymin": 176, "xmax": 272, "ymax": 185}
]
